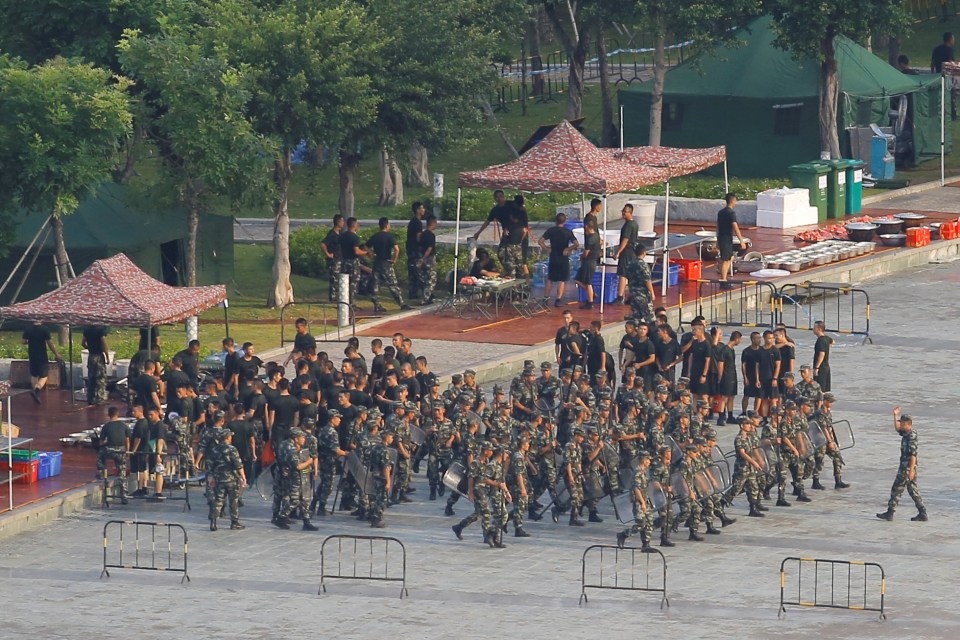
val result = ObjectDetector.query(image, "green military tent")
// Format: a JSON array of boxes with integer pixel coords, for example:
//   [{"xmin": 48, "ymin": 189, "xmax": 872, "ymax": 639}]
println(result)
[
  {"xmin": 618, "ymin": 16, "xmax": 950, "ymax": 177},
  {"xmin": 0, "ymin": 182, "xmax": 233, "ymax": 305}
]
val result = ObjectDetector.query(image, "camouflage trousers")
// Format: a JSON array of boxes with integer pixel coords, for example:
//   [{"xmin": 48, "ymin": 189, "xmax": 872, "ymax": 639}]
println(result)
[
  {"xmin": 97, "ymin": 447, "xmax": 128, "ymax": 498},
  {"xmin": 730, "ymin": 464, "xmax": 761, "ymax": 507},
  {"xmin": 418, "ymin": 255, "xmax": 438, "ymax": 301},
  {"xmin": 625, "ymin": 499, "xmax": 653, "ymax": 540},
  {"xmin": 628, "ymin": 288, "xmax": 654, "ymax": 324},
  {"xmin": 272, "ymin": 469, "xmax": 292, "ymax": 519},
  {"xmin": 86, "ymin": 353, "xmax": 107, "ymax": 404},
  {"xmin": 371, "ymin": 261, "xmax": 405, "ymax": 307},
  {"xmin": 567, "ymin": 472, "xmax": 585, "ymax": 513},
  {"xmin": 340, "ymin": 259, "xmax": 360, "ymax": 306},
  {"xmin": 508, "ymin": 481, "xmax": 528, "ymax": 528},
  {"xmin": 211, "ymin": 478, "xmax": 240, "ymax": 522},
  {"xmin": 787, "ymin": 452, "xmax": 806, "ymax": 491},
  {"xmin": 395, "ymin": 455, "xmax": 412, "ymax": 495},
  {"xmin": 459, "ymin": 487, "xmax": 492, "ymax": 531},
  {"xmin": 278, "ymin": 472, "xmax": 312, "ymax": 520},
  {"xmin": 328, "ymin": 259, "xmax": 342, "ymax": 302},
  {"xmin": 700, "ymin": 495, "xmax": 719, "ymax": 528},
  {"xmin": 491, "ymin": 489, "xmax": 508, "ymax": 532},
  {"xmin": 498, "ymin": 244, "xmax": 524, "ymax": 279},
  {"xmin": 888, "ymin": 467, "xmax": 925, "ymax": 512},
  {"xmin": 369, "ymin": 477, "xmax": 389, "ymax": 524},
  {"xmin": 534, "ymin": 458, "xmax": 561, "ymax": 508},
  {"xmin": 173, "ymin": 432, "xmax": 196, "ymax": 477},
  {"xmin": 812, "ymin": 444, "xmax": 845, "ymax": 480},
  {"xmin": 315, "ymin": 457, "xmax": 337, "ymax": 508}
]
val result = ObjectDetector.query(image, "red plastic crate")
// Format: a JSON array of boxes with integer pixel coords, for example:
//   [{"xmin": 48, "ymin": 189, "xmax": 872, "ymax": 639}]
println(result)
[
  {"xmin": 0, "ymin": 459, "xmax": 39, "ymax": 484},
  {"xmin": 673, "ymin": 258, "xmax": 702, "ymax": 281}
]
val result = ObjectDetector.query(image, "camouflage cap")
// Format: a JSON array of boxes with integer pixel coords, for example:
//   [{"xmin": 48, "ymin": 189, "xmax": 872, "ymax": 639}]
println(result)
[
  {"xmin": 523, "ymin": 359, "xmax": 535, "ymax": 368},
  {"xmin": 637, "ymin": 449, "xmax": 651, "ymax": 460},
  {"xmin": 898, "ymin": 414, "xmax": 912, "ymax": 423},
  {"xmin": 796, "ymin": 397, "xmax": 811, "ymax": 406},
  {"xmin": 649, "ymin": 408, "xmax": 667, "ymax": 419},
  {"xmin": 652, "ymin": 374, "xmax": 664, "ymax": 383},
  {"xmin": 623, "ymin": 366, "xmax": 636, "ymax": 375},
  {"xmin": 573, "ymin": 365, "xmax": 584, "ymax": 373},
  {"xmin": 481, "ymin": 440, "xmax": 495, "ymax": 450},
  {"xmin": 656, "ymin": 385, "xmax": 670, "ymax": 394},
  {"xmin": 523, "ymin": 369, "xmax": 536, "ymax": 376},
  {"xmin": 458, "ymin": 393, "xmax": 472, "ymax": 404},
  {"xmin": 326, "ymin": 409, "xmax": 341, "ymax": 418},
  {"xmin": 382, "ymin": 430, "xmax": 396, "ymax": 440},
  {"xmin": 783, "ymin": 400, "xmax": 797, "ymax": 410},
  {"xmin": 214, "ymin": 411, "xmax": 226, "ymax": 422},
  {"xmin": 560, "ymin": 368, "xmax": 572, "ymax": 377},
  {"xmin": 303, "ymin": 418, "xmax": 317, "ymax": 428},
  {"xmin": 695, "ymin": 399, "xmax": 709, "ymax": 409},
  {"xmin": 464, "ymin": 369, "xmax": 476, "ymax": 377},
  {"xmin": 693, "ymin": 436, "xmax": 707, "ymax": 445},
  {"xmin": 366, "ymin": 420, "xmax": 381, "ymax": 430},
  {"xmin": 572, "ymin": 426, "xmax": 586, "ymax": 437},
  {"xmin": 290, "ymin": 427, "xmax": 305, "ymax": 438},
  {"xmin": 744, "ymin": 410, "xmax": 760, "ymax": 420},
  {"xmin": 540, "ymin": 361, "xmax": 553, "ymax": 370},
  {"xmin": 451, "ymin": 374, "xmax": 463, "ymax": 383},
  {"xmin": 799, "ymin": 364, "xmax": 812, "ymax": 371},
  {"xmin": 677, "ymin": 376, "xmax": 690, "ymax": 385},
  {"xmin": 822, "ymin": 392, "xmax": 836, "ymax": 402},
  {"xmin": 493, "ymin": 384, "xmax": 505, "ymax": 394},
  {"xmin": 367, "ymin": 408, "xmax": 382, "ymax": 418},
  {"xmin": 684, "ymin": 442, "xmax": 699, "ymax": 452},
  {"xmin": 679, "ymin": 389, "xmax": 692, "ymax": 398},
  {"xmin": 392, "ymin": 401, "xmax": 406, "ymax": 410},
  {"xmin": 701, "ymin": 427, "xmax": 718, "ymax": 440},
  {"xmin": 167, "ymin": 412, "xmax": 180, "ymax": 421},
  {"xmin": 782, "ymin": 371, "xmax": 795, "ymax": 379},
  {"xmin": 595, "ymin": 370, "xmax": 608, "ymax": 379},
  {"xmin": 358, "ymin": 405, "xmax": 370, "ymax": 414}
]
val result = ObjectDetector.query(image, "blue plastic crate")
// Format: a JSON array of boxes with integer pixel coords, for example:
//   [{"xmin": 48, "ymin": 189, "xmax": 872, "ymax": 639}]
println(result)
[
  {"xmin": 37, "ymin": 451, "xmax": 63, "ymax": 479},
  {"xmin": 578, "ymin": 270, "xmax": 619, "ymax": 303},
  {"xmin": 651, "ymin": 263, "xmax": 680, "ymax": 287},
  {"xmin": 563, "ymin": 221, "xmax": 584, "ymax": 232},
  {"xmin": 37, "ymin": 453, "xmax": 51, "ymax": 479},
  {"xmin": 48, "ymin": 451, "xmax": 62, "ymax": 477}
]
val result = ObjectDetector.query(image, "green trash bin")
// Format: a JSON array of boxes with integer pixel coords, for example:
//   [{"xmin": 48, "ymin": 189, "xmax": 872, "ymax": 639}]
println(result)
[
  {"xmin": 787, "ymin": 163, "xmax": 831, "ymax": 221},
  {"xmin": 809, "ymin": 160, "xmax": 845, "ymax": 219},
  {"xmin": 844, "ymin": 159, "xmax": 864, "ymax": 215}
]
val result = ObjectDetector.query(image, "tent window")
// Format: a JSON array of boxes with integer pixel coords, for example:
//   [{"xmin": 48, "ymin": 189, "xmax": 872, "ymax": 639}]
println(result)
[
  {"xmin": 773, "ymin": 103, "xmax": 803, "ymax": 136},
  {"xmin": 663, "ymin": 103, "xmax": 684, "ymax": 131}
]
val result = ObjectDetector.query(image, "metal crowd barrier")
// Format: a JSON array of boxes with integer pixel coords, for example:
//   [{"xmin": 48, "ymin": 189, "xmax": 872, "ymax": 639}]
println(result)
[
  {"xmin": 101, "ymin": 520, "xmax": 190, "ymax": 583},
  {"xmin": 779, "ymin": 556, "xmax": 885, "ymax": 620},
  {"xmin": 579, "ymin": 544, "xmax": 669, "ymax": 608},
  {"xmin": 777, "ymin": 282, "xmax": 871, "ymax": 344},
  {"xmin": 280, "ymin": 301, "xmax": 356, "ymax": 347},
  {"xmin": 319, "ymin": 534, "xmax": 408, "ymax": 599},
  {"xmin": 696, "ymin": 279, "xmax": 779, "ymax": 330}
]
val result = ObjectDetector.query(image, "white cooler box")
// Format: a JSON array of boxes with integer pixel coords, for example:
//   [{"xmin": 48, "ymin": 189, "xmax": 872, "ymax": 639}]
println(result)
[
  {"xmin": 756, "ymin": 206, "xmax": 819, "ymax": 229},
  {"xmin": 757, "ymin": 188, "xmax": 810, "ymax": 213}
]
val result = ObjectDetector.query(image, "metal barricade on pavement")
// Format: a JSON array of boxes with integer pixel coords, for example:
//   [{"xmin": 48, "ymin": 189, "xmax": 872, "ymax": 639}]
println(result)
[
  {"xmin": 319, "ymin": 534, "xmax": 408, "ymax": 599},
  {"xmin": 779, "ymin": 556, "xmax": 885, "ymax": 620},
  {"xmin": 101, "ymin": 519, "xmax": 189, "ymax": 583},
  {"xmin": 580, "ymin": 544, "xmax": 669, "ymax": 608}
]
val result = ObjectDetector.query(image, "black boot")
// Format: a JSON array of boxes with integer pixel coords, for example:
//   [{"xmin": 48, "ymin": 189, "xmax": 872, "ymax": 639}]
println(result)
[
  {"xmin": 776, "ymin": 498, "xmax": 792, "ymax": 507},
  {"xmin": 209, "ymin": 518, "xmax": 217, "ymax": 532},
  {"xmin": 689, "ymin": 529, "xmax": 705, "ymax": 542},
  {"xmin": 569, "ymin": 512, "xmax": 585, "ymax": 527},
  {"xmin": 719, "ymin": 514, "xmax": 737, "ymax": 527},
  {"xmin": 706, "ymin": 523, "xmax": 721, "ymax": 535},
  {"xmin": 230, "ymin": 521, "xmax": 245, "ymax": 530},
  {"xmin": 514, "ymin": 526, "xmax": 530, "ymax": 538},
  {"xmin": 452, "ymin": 523, "xmax": 464, "ymax": 540},
  {"xmin": 273, "ymin": 517, "xmax": 291, "ymax": 529},
  {"xmin": 796, "ymin": 491, "xmax": 812, "ymax": 503},
  {"xmin": 303, "ymin": 520, "xmax": 319, "ymax": 531},
  {"xmin": 748, "ymin": 507, "xmax": 765, "ymax": 518},
  {"xmin": 528, "ymin": 506, "xmax": 543, "ymax": 522},
  {"xmin": 811, "ymin": 478, "xmax": 826, "ymax": 490},
  {"xmin": 437, "ymin": 484, "xmax": 445, "ymax": 497},
  {"xmin": 616, "ymin": 530, "xmax": 628, "ymax": 548},
  {"xmin": 493, "ymin": 529, "xmax": 506, "ymax": 548},
  {"xmin": 444, "ymin": 504, "xmax": 455, "ymax": 516},
  {"xmin": 398, "ymin": 492, "xmax": 413, "ymax": 504},
  {"xmin": 316, "ymin": 503, "xmax": 326, "ymax": 516},
  {"xmin": 876, "ymin": 508, "xmax": 894, "ymax": 521},
  {"xmin": 835, "ymin": 476, "xmax": 850, "ymax": 489},
  {"xmin": 588, "ymin": 510, "xmax": 603, "ymax": 523},
  {"xmin": 757, "ymin": 502, "xmax": 769, "ymax": 511},
  {"xmin": 911, "ymin": 510, "xmax": 928, "ymax": 522},
  {"xmin": 429, "ymin": 486, "xmax": 437, "ymax": 501},
  {"xmin": 639, "ymin": 531, "xmax": 652, "ymax": 551},
  {"xmin": 762, "ymin": 488, "xmax": 771, "ymax": 500}
]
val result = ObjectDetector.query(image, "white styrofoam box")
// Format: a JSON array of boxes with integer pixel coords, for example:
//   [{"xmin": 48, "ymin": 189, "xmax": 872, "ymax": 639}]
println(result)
[
  {"xmin": 573, "ymin": 228, "xmax": 621, "ymax": 250},
  {"xmin": 757, "ymin": 188, "xmax": 810, "ymax": 214},
  {"xmin": 756, "ymin": 205, "xmax": 818, "ymax": 229}
]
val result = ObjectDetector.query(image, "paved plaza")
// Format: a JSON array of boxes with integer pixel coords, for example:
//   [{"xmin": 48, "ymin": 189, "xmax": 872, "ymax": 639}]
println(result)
[{"xmin": 3, "ymin": 259, "xmax": 960, "ymax": 639}]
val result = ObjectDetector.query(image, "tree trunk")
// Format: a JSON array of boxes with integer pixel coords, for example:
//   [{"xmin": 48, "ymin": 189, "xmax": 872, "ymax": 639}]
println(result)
[
  {"xmin": 268, "ymin": 150, "xmax": 295, "ymax": 308},
  {"xmin": 113, "ymin": 119, "xmax": 142, "ymax": 184},
  {"xmin": 819, "ymin": 37, "xmax": 841, "ymax": 160},
  {"xmin": 597, "ymin": 26, "xmax": 617, "ymax": 147},
  {"xmin": 50, "ymin": 214, "xmax": 73, "ymax": 285},
  {"xmin": 648, "ymin": 33, "xmax": 667, "ymax": 147},
  {"xmin": 887, "ymin": 36, "xmax": 900, "ymax": 67},
  {"xmin": 406, "ymin": 143, "xmax": 430, "ymax": 187},
  {"xmin": 186, "ymin": 197, "xmax": 199, "ymax": 287},
  {"xmin": 338, "ymin": 150, "xmax": 361, "ymax": 217},
  {"xmin": 565, "ymin": 31, "xmax": 589, "ymax": 120},
  {"xmin": 378, "ymin": 148, "xmax": 404, "ymax": 206},
  {"xmin": 527, "ymin": 13, "xmax": 545, "ymax": 97}
]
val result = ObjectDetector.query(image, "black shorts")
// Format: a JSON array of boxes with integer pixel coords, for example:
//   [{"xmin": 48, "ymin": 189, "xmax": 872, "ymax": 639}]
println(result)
[
  {"xmin": 616, "ymin": 256, "xmax": 636, "ymax": 277},
  {"xmin": 548, "ymin": 257, "xmax": 571, "ymax": 282},
  {"xmin": 743, "ymin": 379, "xmax": 759, "ymax": 398},
  {"xmin": 718, "ymin": 376, "xmax": 737, "ymax": 397},
  {"xmin": 719, "ymin": 237, "xmax": 734, "ymax": 261},
  {"xmin": 29, "ymin": 359, "xmax": 49, "ymax": 378},
  {"xmin": 759, "ymin": 379, "xmax": 779, "ymax": 400},
  {"xmin": 689, "ymin": 377, "xmax": 710, "ymax": 395},
  {"xmin": 130, "ymin": 451, "xmax": 149, "ymax": 473},
  {"xmin": 575, "ymin": 261, "xmax": 597, "ymax": 286}
]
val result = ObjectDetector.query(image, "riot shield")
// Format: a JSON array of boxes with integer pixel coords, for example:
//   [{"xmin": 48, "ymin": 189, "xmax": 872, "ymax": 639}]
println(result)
[
  {"xmin": 345, "ymin": 451, "xmax": 376, "ymax": 495},
  {"xmin": 583, "ymin": 470, "xmax": 606, "ymax": 501},
  {"xmin": 670, "ymin": 471, "xmax": 692, "ymax": 501},
  {"xmin": 466, "ymin": 410, "xmax": 486, "ymax": 436},
  {"xmin": 535, "ymin": 397, "xmax": 560, "ymax": 421},
  {"xmin": 706, "ymin": 460, "xmax": 732, "ymax": 492},
  {"xmin": 805, "ymin": 422, "xmax": 828, "ymax": 450},
  {"xmin": 256, "ymin": 463, "xmax": 275, "ymax": 501},
  {"xmin": 648, "ymin": 481, "xmax": 668, "ymax": 511},
  {"xmin": 668, "ymin": 436, "xmax": 684, "ymax": 461},
  {"xmin": 793, "ymin": 430, "xmax": 816, "ymax": 460},
  {"xmin": 711, "ymin": 444, "xmax": 728, "ymax": 465},
  {"xmin": 758, "ymin": 441, "xmax": 779, "ymax": 474},
  {"xmin": 441, "ymin": 461, "xmax": 470, "ymax": 498},
  {"xmin": 409, "ymin": 424, "xmax": 426, "ymax": 447},
  {"xmin": 831, "ymin": 419, "xmax": 855, "ymax": 450}
]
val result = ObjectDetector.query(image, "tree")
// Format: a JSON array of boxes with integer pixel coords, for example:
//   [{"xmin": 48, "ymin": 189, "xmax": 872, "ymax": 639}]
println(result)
[
  {"xmin": 0, "ymin": 56, "xmax": 132, "ymax": 284},
  {"xmin": 542, "ymin": 1, "xmax": 596, "ymax": 120},
  {"xmin": 635, "ymin": 0, "xmax": 762, "ymax": 147},
  {"xmin": 768, "ymin": 0, "xmax": 909, "ymax": 158},
  {"xmin": 118, "ymin": 27, "xmax": 275, "ymax": 287},
  {"xmin": 208, "ymin": 0, "xmax": 383, "ymax": 307}
]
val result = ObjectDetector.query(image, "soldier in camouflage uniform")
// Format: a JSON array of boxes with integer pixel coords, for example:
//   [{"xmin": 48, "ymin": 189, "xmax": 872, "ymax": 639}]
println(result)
[
  {"xmin": 486, "ymin": 404, "xmax": 515, "ymax": 445},
  {"xmin": 507, "ymin": 436, "xmax": 533, "ymax": 537},
  {"xmin": 617, "ymin": 398, "xmax": 645, "ymax": 470},
  {"xmin": 209, "ymin": 430, "xmax": 247, "ymax": 531},
  {"xmin": 451, "ymin": 441, "xmax": 502, "ymax": 546},
  {"xmin": 97, "ymin": 407, "xmax": 131, "ymax": 504},
  {"xmin": 616, "ymin": 450, "xmax": 654, "ymax": 550},
  {"xmin": 511, "ymin": 368, "xmax": 539, "ymax": 422},
  {"xmin": 489, "ymin": 446, "xmax": 510, "ymax": 547},
  {"xmin": 368, "ymin": 431, "xmax": 395, "ymax": 527},
  {"xmin": 796, "ymin": 365, "xmax": 823, "ymax": 408},
  {"xmin": 531, "ymin": 417, "xmax": 561, "ymax": 522},
  {"xmin": 444, "ymin": 410, "xmax": 481, "ymax": 516},
  {"xmin": 416, "ymin": 215, "xmax": 439, "ymax": 303},
  {"xmin": 779, "ymin": 372, "xmax": 800, "ymax": 406},
  {"xmin": 677, "ymin": 442, "xmax": 705, "ymax": 541},
  {"xmin": 386, "ymin": 403, "xmax": 414, "ymax": 504},
  {"xmin": 556, "ymin": 368, "xmax": 578, "ymax": 447},
  {"xmin": 877, "ymin": 407, "xmax": 926, "ymax": 522},
  {"xmin": 728, "ymin": 412, "xmax": 766, "ymax": 517},
  {"xmin": 811, "ymin": 392, "xmax": 849, "ymax": 490},
  {"xmin": 763, "ymin": 406, "xmax": 793, "ymax": 507},
  {"xmin": 563, "ymin": 427, "xmax": 587, "ymax": 526},
  {"xmin": 197, "ymin": 413, "xmax": 227, "ymax": 509},
  {"xmin": 274, "ymin": 429, "xmax": 319, "ymax": 530},
  {"xmin": 461, "ymin": 369, "xmax": 486, "ymax": 414},
  {"xmin": 442, "ymin": 374, "xmax": 465, "ymax": 413},
  {"xmin": 314, "ymin": 410, "xmax": 347, "ymax": 515},
  {"xmin": 368, "ymin": 218, "xmax": 410, "ymax": 312},
  {"xmin": 581, "ymin": 425, "xmax": 606, "ymax": 523},
  {"xmin": 693, "ymin": 437, "xmax": 722, "ymax": 536},
  {"xmin": 167, "ymin": 411, "xmax": 196, "ymax": 478},
  {"xmin": 785, "ymin": 400, "xmax": 812, "ymax": 502},
  {"xmin": 649, "ymin": 441, "xmax": 675, "ymax": 547},
  {"xmin": 536, "ymin": 362, "xmax": 560, "ymax": 409},
  {"xmin": 625, "ymin": 245, "xmax": 656, "ymax": 324},
  {"xmin": 427, "ymin": 402, "xmax": 456, "ymax": 500}
]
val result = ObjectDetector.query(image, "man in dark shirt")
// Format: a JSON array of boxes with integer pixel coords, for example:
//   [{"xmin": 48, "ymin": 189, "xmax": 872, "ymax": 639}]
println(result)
[
  {"xmin": 471, "ymin": 190, "xmax": 526, "ymax": 278},
  {"xmin": 575, "ymin": 220, "xmax": 601, "ymax": 310},
  {"xmin": 613, "ymin": 203, "xmax": 639, "ymax": 304},
  {"xmin": 367, "ymin": 217, "xmax": 411, "ymax": 312},
  {"xmin": 655, "ymin": 325, "xmax": 682, "ymax": 386},
  {"xmin": 129, "ymin": 405, "xmax": 151, "ymax": 497},
  {"xmin": 538, "ymin": 213, "xmax": 579, "ymax": 307},
  {"xmin": 685, "ymin": 323, "xmax": 712, "ymax": 401},
  {"xmin": 146, "ymin": 407, "xmax": 167, "ymax": 499},
  {"xmin": 555, "ymin": 310, "xmax": 574, "ymax": 365},
  {"xmin": 756, "ymin": 330, "xmax": 781, "ymax": 416},
  {"xmin": 583, "ymin": 198, "xmax": 602, "ymax": 230},
  {"xmin": 339, "ymin": 217, "xmax": 366, "ymax": 305},
  {"xmin": 740, "ymin": 331, "xmax": 762, "ymax": 415},
  {"xmin": 81, "ymin": 325, "xmax": 110, "ymax": 406},
  {"xmin": 221, "ymin": 337, "xmax": 240, "ymax": 400},
  {"xmin": 633, "ymin": 323, "xmax": 657, "ymax": 392},
  {"xmin": 469, "ymin": 247, "xmax": 500, "ymax": 278},
  {"xmin": 321, "ymin": 213, "xmax": 345, "ymax": 302},
  {"xmin": 174, "ymin": 339, "xmax": 201, "ymax": 385},
  {"xmin": 716, "ymin": 193, "xmax": 745, "ymax": 283},
  {"xmin": 285, "ymin": 317, "xmax": 316, "ymax": 367},
  {"xmin": 406, "ymin": 201, "xmax": 426, "ymax": 299},
  {"xmin": 227, "ymin": 403, "xmax": 258, "ymax": 481},
  {"xmin": 813, "ymin": 320, "xmax": 834, "ymax": 392},
  {"xmin": 717, "ymin": 330, "xmax": 741, "ymax": 425},
  {"xmin": 21, "ymin": 321, "xmax": 62, "ymax": 403},
  {"xmin": 564, "ymin": 321, "xmax": 587, "ymax": 368},
  {"xmin": 416, "ymin": 215, "xmax": 439, "ymax": 304},
  {"xmin": 932, "ymin": 32, "xmax": 957, "ymax": 120},
  {"xmin": 236, "ymin": 342, "xmax": 263, "ymax": 388},
  {"xmin": 774, "ymin": 327, "xmax": 795, "ymax": 394},
  {"xmin": 98, "ymin": 406, "xmax": 131, "ymax": 503},
  {"xmin": 267, "ymin": 378, "xmax": 300, "ymax": 445},
  {"xmin": 134, "ymin": 361, "xmax": 163, "ymax": 414}
]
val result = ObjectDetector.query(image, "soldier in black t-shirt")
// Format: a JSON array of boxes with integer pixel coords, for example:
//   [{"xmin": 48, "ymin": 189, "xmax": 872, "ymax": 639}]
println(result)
[
  {"xmin": 757, "ymin": 330, "xmax": 781, "ymax": 416},
  {"xmin": 406, "ymin": 201, "xmax": 426, "ymax": 299},
  {"xmin": 613, "ymin": 203, "xmax": 639, "ymax": 303},
  {"xmin": 321, "ymin": 214, "xmax": 345, "ymax": 302},
  {"xmin": 416, "ymin": 215, "xmax": 439, "ymax": 304},
  {"xmin": 740, "ymin": 332, "xmax": 762, "ymax": 414},
  {"xmin": 538, "ymin": 213, "xmax": 579, "ymax": 307},
  {"xmin": 339, "ymin": 217, "xmax": 366, "ymax": 305},
  {"xmin": 575, "ymin": 220, "xmax": 601, "ymax": 310},
  {"xmin": 81, "ymin": 325, "xmax": 109, "ymax": 406},
  {"xmin": 285, "ymin": 317, "xmax": 316, "ymax": 367},
  {"xmin": 21, "ymin": 322, "xmax": 61, "ymax": 404},
  {"xmin": 366, "ymin": 217, "xmax": 411, "ymax": 312}
]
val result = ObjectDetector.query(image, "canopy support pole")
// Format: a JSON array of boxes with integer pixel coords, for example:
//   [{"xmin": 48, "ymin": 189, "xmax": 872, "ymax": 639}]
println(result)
[
  {"xmin": 661, "ymin": 182, "xmax": 670, "ymax": 298},
  {"xmin": 942, "ymin": 75, "xmax": 946, "ymax": 187},
  {"xmin": 619, "ymin": 105, "xmax": 625, "ymax": 152},
  {"xmin": 68, "ymin": 326, "xmax": 74, "ymax": 406},
  {"xmin": 453, "ymin": 188, "xmax": 462, "ymax": 295},
  {"xmin": 723, "ymin": 159, "xmax": 730, "ymax": 194},
  {"xmin": 600, "ymin": 195, "xmax": 608, "ymax": 314}
]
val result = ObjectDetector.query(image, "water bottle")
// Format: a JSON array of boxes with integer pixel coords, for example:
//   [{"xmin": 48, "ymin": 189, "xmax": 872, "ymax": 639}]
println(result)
[{"xmin": 533, "ymin": 261, "xmax": 548, "ymax": 289}]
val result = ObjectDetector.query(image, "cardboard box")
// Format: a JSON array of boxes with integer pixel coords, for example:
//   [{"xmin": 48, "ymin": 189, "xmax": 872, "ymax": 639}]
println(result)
[{"xmin": 0, "ymin": 422, "xmax": 20, "ymax": 438}]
